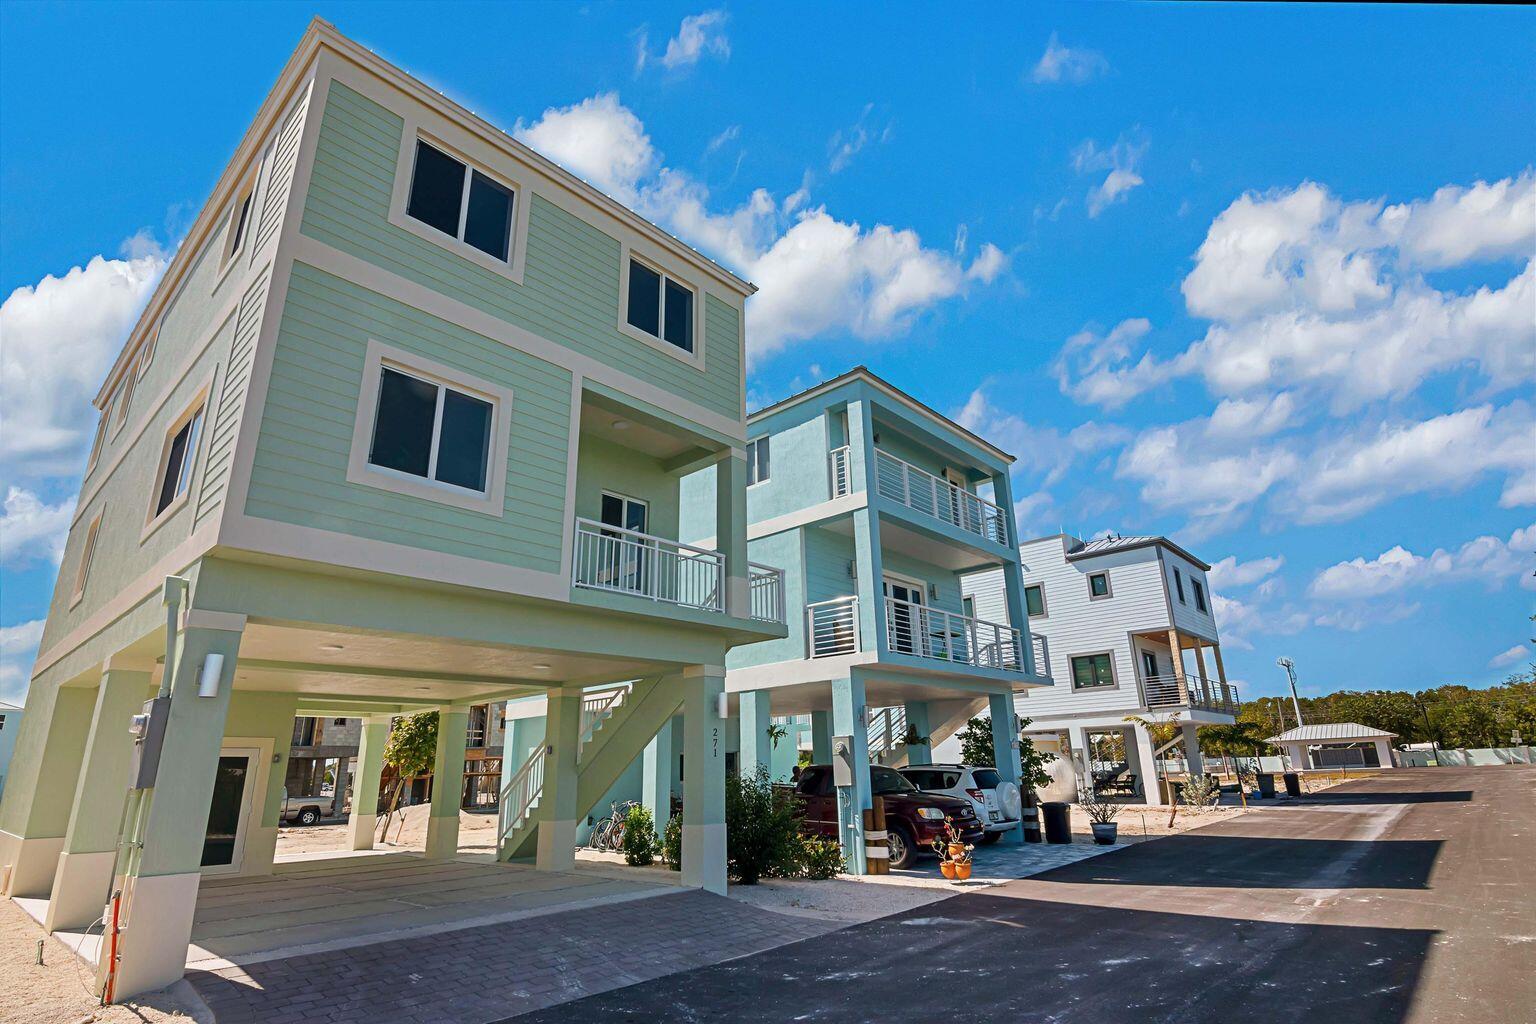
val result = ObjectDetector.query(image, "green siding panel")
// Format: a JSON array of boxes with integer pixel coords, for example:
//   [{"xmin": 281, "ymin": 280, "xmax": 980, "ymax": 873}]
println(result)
[
  {"xmin": 245, "ymin": 261, "xmax": 571, "ymax": 573},
  {"xmin": 300, "ymin": 81, "xmax": 743, "ymax": 422}
]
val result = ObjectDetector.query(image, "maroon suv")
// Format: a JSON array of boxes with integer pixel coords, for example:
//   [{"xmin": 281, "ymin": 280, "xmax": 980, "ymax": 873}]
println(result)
[{"xmin": 792, "ymin": 764, "xmax": 985, "ymax": 869}]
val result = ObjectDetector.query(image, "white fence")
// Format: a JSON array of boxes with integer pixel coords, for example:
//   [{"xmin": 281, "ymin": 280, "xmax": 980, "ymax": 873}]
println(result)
[
  {"xmin": 749, "ymin": 562, "xmax": 787, "ymax": 623},
  {"xmin": 873, "ymin": 449, "xmax": 1008, "ymax": 546},
  {"xmin": 808, "ymin": 596, "xmax": 860, "ymax": 657},
  {"xmin": 572, "ymin": 518, "xmax": 724, "ymax": 612}
]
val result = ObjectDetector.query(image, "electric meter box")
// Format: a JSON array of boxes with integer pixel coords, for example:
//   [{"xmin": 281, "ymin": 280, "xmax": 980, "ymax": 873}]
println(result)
[
  {"xmin": 128, "ymin": 696, "xmax": 172, "ymax": 790},
  {"xmin": 832, "ymin": 736, "xmax": 855, "ymax": 787}
]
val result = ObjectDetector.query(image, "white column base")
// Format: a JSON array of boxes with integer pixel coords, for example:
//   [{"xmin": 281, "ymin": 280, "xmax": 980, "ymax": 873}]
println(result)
[
  {"xmin": 535, "ymin": 818, "xmax": 576, "ymax": 872},
  {"xmin": 681, "ymin": 822, "xmax": 727, "ymax": 895},
  {"xmin": 349, "ymin": 813, "xmax": 377, "ymax": 851},
  {"xmin": 109, "ymin": 871, "xmax": 201, "ymax": 1001},
  {"xmin": 1, "ymin": 831, "xmax": 64, "ymax": 898},
  {"xmin": 424, "ymin": 814, "xmax": 460, "ymax": 859},
  {"xmin": 44, "ymin": 850, "xmax": 116, "ymax": 932}
]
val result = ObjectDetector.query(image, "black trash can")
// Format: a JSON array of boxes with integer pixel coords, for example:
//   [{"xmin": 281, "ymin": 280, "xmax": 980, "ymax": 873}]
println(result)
[
  {"xmin": 1257, "ymin": 772, "xmax": 1276, "ymax": 798},
  {"xmin": 1021, "ymin": 804, "xmax": 1042, "ymax": 843},
  {"xmin": 1282, "ymin": 771, "xmax": 1302, "ymax": 798},
  {"xmin": 1042, "ymin": 801, "xmax": 1072, "ymax": 844}
]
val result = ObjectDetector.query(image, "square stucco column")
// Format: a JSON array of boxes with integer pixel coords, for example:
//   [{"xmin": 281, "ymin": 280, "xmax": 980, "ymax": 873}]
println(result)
[
  {"xmin": 349, "ymin": 716, "xmax": 390, "ymax": 851},
  {"xmin": 45, "ymin": 665, "xmax": 154, "ymax": 932},
  {"xmin": 738, "ymin": 690, "xmax": 775, "ymax": 780},
  {"xmin": 0, "ymin": 681, "xmax": 96, "ymax": 899},
  {"xmin": 112, "ymin": 622, "xmax": 244, "ymax": 1001},
  {"xmin": 1181, "ymin": 723, "xmax": 1205, "ymax": 776},
  {"xmin": 903, "ymin": 701, "xmax": 933, "ymax": 766},
  {"xmin": 425, "ymin": 707, "xmax": 469, "ymax": 859},
  {"xmin": 988, "ymin": 694, "xmax": 1024, "ymax": 843},
  {"xmin": 1130, "ymin": 723, "xmax": 1165, "ymax": 806},
  {"xmin": 831, "ymin": 674, "xmax": 872, "ymax": 875},
  {"xmin": 535, "ymin": 690, "xmax": 582, "ymax": 873},
  {"xmin": 1066, "ymin": 725, "xmax": 1091, "ymax": 798},
  {"xmin": 681, "ymin": 668, "xmax": 727, "ymax": 894},
  {"xmin": 810, "ymin": 711, "xmax": 832, "ymax": 763},
  {"xmin": 642, "ymin": 715, "xmax": 677, "ymax": 834},
  {"xmin": 1373, "ymin": 739, "xmax": 1394, "ymax": 768},
  {"xmin": 716, "ymin": 452, "xmax": 750, "ymax": 618}
]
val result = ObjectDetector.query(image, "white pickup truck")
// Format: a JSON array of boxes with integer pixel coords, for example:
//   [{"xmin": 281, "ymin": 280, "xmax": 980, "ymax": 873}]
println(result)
[{"xmin": 279, "ymin": 789, "xmax": 327, "ymax": 826}]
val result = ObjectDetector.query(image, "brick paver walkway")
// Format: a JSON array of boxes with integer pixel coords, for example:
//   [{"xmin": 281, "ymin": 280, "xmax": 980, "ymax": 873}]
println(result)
[{"xmin": 187, "ymin": 888, "xmax": 830, "ymax": 1024}]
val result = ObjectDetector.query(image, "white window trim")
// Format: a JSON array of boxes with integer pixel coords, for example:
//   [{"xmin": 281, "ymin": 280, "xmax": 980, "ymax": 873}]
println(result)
[
  {"xmin": 388, "ymin": 122, "xmax": 530, "ymax": 284},
  {"xmin": 142, "ymin": 379, "xmax": 214, "ymax": 543},
  {"xmin": 346, "ymin": 339, "xmax": 513, "ymax": 517},
  {"xmin": 216, "ymin": 171, "xmax": 259, "ymax": 280},
  {"xmin": 70, "ymin": 509, "xmax": 104, "ymax": 608},
  {"xmin": 617, "ymin": 245, "xmax": 706, "ymax": 370},
  {"xmin": 86, "ymin": 410, "xmax": 110, "ymax": 474},
  {"xmin": 599, "ymin": 490, "xmax": 649, "ymax": 532},
  {"xmin": 137, "ymin": 317, "xmax": 162, "ymax": 379},
  {"xmin": 111, "ymin": 358, "xmax": 141, "ymax": 439},
  {"xmin": 746, "ymin": 436, "xmax": 770, "ymax": 487}
]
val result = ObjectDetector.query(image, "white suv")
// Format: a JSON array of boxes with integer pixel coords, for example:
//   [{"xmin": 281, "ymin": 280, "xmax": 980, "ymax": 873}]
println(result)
[{"xmin": 898, "ymin": 763, "xmax": 1021, "ymax": 843}]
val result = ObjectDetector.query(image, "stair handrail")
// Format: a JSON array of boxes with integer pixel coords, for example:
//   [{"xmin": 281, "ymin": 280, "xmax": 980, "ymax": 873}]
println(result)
[{"xmin": 497, "ymin": 743, "xmax": 547, "ymax": 840}]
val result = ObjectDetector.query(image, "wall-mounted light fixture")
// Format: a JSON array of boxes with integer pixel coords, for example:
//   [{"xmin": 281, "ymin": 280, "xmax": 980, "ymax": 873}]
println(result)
[{"xmin": 197, "ymin": 653, "xmax": 225, "ymax": 698}]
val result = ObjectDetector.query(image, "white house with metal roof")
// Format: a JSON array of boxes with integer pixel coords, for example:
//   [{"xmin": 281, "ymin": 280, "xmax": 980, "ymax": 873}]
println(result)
[
  {"xmin": 1268, "ymin": 723, "xmax": 1398, "ymax": 771},
  {"xmin": 959, "ymin": 532, "xmax": 1239, "ymax": 805}
]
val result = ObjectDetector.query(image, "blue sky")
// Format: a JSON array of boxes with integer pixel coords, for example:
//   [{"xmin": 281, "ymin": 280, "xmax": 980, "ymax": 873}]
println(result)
[{"xmin": 1, "ymin": 2, "xmax": 1532, "ymax": 705}]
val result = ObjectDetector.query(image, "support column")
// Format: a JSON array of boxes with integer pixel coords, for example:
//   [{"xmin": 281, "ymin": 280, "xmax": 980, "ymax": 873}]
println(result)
[
  {"xmin": 1372, "ymin": 738, "xmax": 1394, "ymax": 768},
  {"xmin": 1131, "ymin": 723, "xmax": 1165, "ymax": 806},
  {"xmin": 111, "ymin": 623, "xmax": 244, "ymax": 1000},
  {"xmin": 535, "ymin": 690, "xmax": 581, "ymax": 872},
  {"xmin": 425, "ymin": 707, "xmax": 470, "ymax": 859},
  {"xmin": 680, "ymin": 668, "xmax": 727, "ymax": 894},
  {"xmin": 847, "ymin": 399, "xmax": 887, "ymax": 657},
  {"xmin": 0, "ymin": 682, "xmax": 95, "ymax": 898},
  {"xmin": 716, "ymin": 452, "xmax": 750, "ymax": 618},
  {"xmin": 810, "ymin": 710, "xmax": 832, "ymax": 763},
  {"xmin": 1066, "ymin": 725, "xmax": 1091, "ymax": 797},
  {"xmin": 903, "ymin": 701, "xmax": 933, "ymax": 766},
  {"xmin": 45, "ymin": 665, "xmax": 153, "ymax": 931},
  {"xmin": 1181, "ymin": 723, "xmax": 1204, "ymax": 776},
  {"xmin": 831, "ymin": 674, "xmax": 871, "ymax": 875},
  {"xmin": 987, "ymin": 693, "xmax": 1024, "ymax": 843},
  {"xmin": 738, "ymin": 690, "xmax": 775, "ymax": 780},
  {"xmin": 642, "ymin": 715, "xmax": 675, "ymax": 834},
  {"xmin": 1166, "ymin": 629, "xmax": 1187, "ymax": 701},
  {"xmin": 348, "ymin": 716, "xmax": 390, "ymax": 851}
]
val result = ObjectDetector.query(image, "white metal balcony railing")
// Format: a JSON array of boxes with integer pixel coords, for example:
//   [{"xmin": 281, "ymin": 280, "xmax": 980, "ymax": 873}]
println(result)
[
  {"xmin": 885, "ymin": 595, "xmax": 1027, "ymax": 672},
  {"xmin": 1141, "ymin": 673, "xmax": 1240, "ymax": 714},
  {"xmin": 873, "ymin": 449, "xmax": 1008, "ymax": 546},
  {"xmin": 573, "ymin": 517, "xmax": 725, "ymax": 613},
  {"xmin": 867, "ymin": 704, "xmax": 908, "ymax": 759},
  {"xmin": 749, "ymin": 562, "xmax": 787, "ymax": 623},
  {"xmin": 807, "ymin": 596, "xmax": 861, "ymax": 657},
  {"xmin": 499, "ymin": 684, "xmax": 630, "ymax": 843},
  {"xmin": 829, "ymin": 446, "xmax": 852, "ymax": 499}
]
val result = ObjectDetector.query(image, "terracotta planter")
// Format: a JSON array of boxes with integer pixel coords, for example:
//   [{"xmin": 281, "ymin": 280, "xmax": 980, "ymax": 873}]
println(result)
[
  {"xmin": 948, "ymin": 843, "xmax": 968, "ymax": 860},
  {"xmin": 940, "ymin": 860, "xmax": 958, "ymax": 880},
  {"xmin": 954, "ymin": 861, "xmax": 973, "ymax": 881}
]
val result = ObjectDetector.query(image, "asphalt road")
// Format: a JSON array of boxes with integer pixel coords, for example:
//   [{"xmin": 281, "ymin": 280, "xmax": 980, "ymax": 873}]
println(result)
[{"xmin": 510, "ymin": 766, "xmax": 1536, "ymax": 1023}]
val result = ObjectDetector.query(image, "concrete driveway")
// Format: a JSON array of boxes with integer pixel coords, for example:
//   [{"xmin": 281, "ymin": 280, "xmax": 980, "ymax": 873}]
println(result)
[{"xmin": 511, "ymin": 766, "xmax": 1536, "ymax": 1024}]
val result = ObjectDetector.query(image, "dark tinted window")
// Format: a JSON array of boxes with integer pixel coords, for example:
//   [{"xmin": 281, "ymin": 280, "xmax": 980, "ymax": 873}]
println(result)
[
  {"xmin": 1071, "ymin": 653, "xmax": 1115, "ymax": 689},
  {"xmin": 1024, "ymin": 584, "xmax": 1045, "ymax": 616},
  {"xmin": 627, "ymin": 259, "xmax": 661, "ymax": 336},
  {"xmin": 464, "ymin": 171, "xmax": 514, "ymax": 260},
  {"xmin": 1089, "ymin": 573, "xmax": 1109, "ymax": 598},
  {"xmin": 971, "ymin": 769, "xmax": 1002, "ymax": 789},
  {"xmin": 229, "ymin": 192, "xmax": 253, "ymax": 255},
  {"xmin": 435, "ymin": 389, "xmax": 493, "ymax": 491},
  {"xmin": 871, "ymin": 766, "xmax": 916, "ymax": 795},
  {"xmin": 369, "ymin": 368, "xmax": 438, "ymax": 478},
  {"xmin": 663, "ymin": 277, "xmax": 694, "ymax": 351},
  {"xmin": 1173, "ymin": 568, "xmax": 1185, "ymax": 603},
  {"xmin": 797, "ymin": 767, "xmax": 827, "ymax": 795},
  {"xmin": 902, "ymin": 769, "xmax": 936, "ymax": 789},
  {"xmin": 1193, "ymin": 580, "xmax": 1207, "ymax": 612},
  {"xmin": 156, "ymin": 413, "xmax": 197, "ymax": 515},
  {"xmin": 407, "ymin": 141, "xmax": 466, "ymax": 237}
]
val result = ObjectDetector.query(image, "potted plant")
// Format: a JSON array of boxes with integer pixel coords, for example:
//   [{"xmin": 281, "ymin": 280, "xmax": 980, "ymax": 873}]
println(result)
[
  {"xmin": 931, "ymin": 820, "xmax": 974, "ymax": 881},
  {"xmin": 1080, "ymin": 790, "xmax": 1120, "ymax": 845}
]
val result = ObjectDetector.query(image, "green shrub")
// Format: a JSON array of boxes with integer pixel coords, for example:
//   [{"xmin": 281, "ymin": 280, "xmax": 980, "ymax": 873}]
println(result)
[
  {"xmin": 621, "ymin": 805, "xmax": 659, "ymax": 866},
  {"xmin": 725, "ymin": 765, "xmax": 802, "ymax": 884},
  {"xmin": 661, "ymin": 813, "xmax": 682, "ymax": 871},
  {"xmin": 795, "ymin": 836, "xmax": 845, "ymax": 879}
]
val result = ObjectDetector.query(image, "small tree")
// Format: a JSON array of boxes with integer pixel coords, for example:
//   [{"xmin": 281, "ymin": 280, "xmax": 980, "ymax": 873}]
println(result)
[
  {"xmin": 620, "ymin": 804, "xmax": 659, "ymax": 866},
  {"xmin": 1124, "ymin": 711, "xmax": 1181, "ymax": 826},
  {"xmin": 379, "ymin": 711, "xmax": 438, "ymax": 844},
  {"xmin": 955, "ymin": 714, "xmax": 1055, "ymax": 799}
]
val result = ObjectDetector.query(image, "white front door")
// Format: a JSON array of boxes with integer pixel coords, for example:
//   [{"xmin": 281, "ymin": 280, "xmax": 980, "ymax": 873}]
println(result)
[
  {"xmin": 201, "ymin": 746, "xmax": 260, "ymax": 874},
  {"xmin": 883, "ymin": 577, "xmax": 926, "ymax": 655}
]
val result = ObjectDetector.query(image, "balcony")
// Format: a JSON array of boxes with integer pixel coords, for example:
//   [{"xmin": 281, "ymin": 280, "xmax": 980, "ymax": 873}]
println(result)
[
  {"xmin": 572, "ymin": 518, "xmax": 785, "ymax": 622},
  {"xmin": 1141, "ymin": 673, "xmax": 1240, "ymax": 715},
  {"xmin": 873, "ymin": 449, "xmax": 1008, "ymax": 546},
  {"xmin": 805, "ymin": 594, "xmax": 1046, "ymax": 676}
]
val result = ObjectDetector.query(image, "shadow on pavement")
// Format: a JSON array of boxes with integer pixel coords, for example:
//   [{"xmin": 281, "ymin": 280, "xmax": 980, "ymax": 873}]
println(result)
[
  {"xmin": 1031, "ymin": 833, "xmax": 1442, "ymax": 889},
  {"xmin": 506, "ymin": 895, "xmax": 1435, "ymax": 1024},
  {"xmin": 1283, "ymin": 790, "xmax": 1474, "ymax": 805}
]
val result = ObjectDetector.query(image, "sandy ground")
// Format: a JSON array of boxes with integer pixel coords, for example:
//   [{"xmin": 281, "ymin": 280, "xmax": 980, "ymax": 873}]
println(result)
[
  {"xmin": 274, "ymin": 802, "xmax": 499, "ymax": 858},
  {"xmin": 0, "ymin": 899, "xmax": 208, "ymax": 1024}
]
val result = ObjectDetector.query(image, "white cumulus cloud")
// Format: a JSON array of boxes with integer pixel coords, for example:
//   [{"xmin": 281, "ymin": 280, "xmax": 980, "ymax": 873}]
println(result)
[
  {"xmin": 1309, "ymin": 523, "xmax": 1536, "ymax": 600},
  {"xmin": 1072, "ymin": 135, "xmax": 1147, "ymax": 218},
  {"xmin": 0, "ymin": 487, "xmax": 75, "ymax": 569},
  {"xmin": 0, "ymin": 619, "xmax": 44, "ymax": 705},
  {"xmin": 1209, "ymin": 554, "xmax": 1285, "ymax": 590},
  {"xmin": 1488, "ymin": 644, "xmax": 1530, "ymax": 670},
  {"xmin": 1030, "ymin": 32, "xmax": 1108, "ymax": 84},
  {"xmin": 656, "ymin": 10, "xmax": 731, "ymax": 70}
]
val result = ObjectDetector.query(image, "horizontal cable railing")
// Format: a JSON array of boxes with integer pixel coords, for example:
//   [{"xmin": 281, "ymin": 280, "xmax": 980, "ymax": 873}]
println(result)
[
  {"xmin": 873, "ymin": 449, "xmax": 1008, "ymax": 546},
  {"xmin": 883, "ymin": 596, "xmax": 1025, "ymax": 672},
  {"xmin": 749, "ymin": 562, "xmax": 787, "ymax": 623},
  {"xmin": 867, "ymin": 704, "xmax": 909, "ymax": 758},
  {"xmin": 828, "ymin": 446, "xmax": 852, "ymax": 498},
  {"xmin": 572, "ymin": 518, "xmax": 725, "ymax": 613},
  {"xmin": 807, "ymin": 596, "xmax": 861, "ymax": 657},
  {"xmin": 1141, "ymin": 673, "xmax": 1240, "ymax": 714},
  {"xmin": 1030, "ymin": 633, "xmax": 1049, "ymax": 678}
]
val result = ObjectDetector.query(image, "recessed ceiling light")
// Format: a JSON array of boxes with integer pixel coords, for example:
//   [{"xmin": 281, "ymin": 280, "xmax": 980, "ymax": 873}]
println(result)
[
  {"xmin": 532, "ymin": 663, "xmax": 552, "ymax": 671},
  {"xmin": 319, "ymin": 644, "xmax": 345, "ymax": 652},
  {"xmin": 611, "ymin": 419, "xmax": 630, "ymax": 431}
]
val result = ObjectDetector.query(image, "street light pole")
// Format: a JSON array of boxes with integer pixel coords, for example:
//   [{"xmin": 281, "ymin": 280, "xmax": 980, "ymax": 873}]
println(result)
[{"xmin": 1275, "ymin": 657, "xmax": 1304, "ymax": 727}]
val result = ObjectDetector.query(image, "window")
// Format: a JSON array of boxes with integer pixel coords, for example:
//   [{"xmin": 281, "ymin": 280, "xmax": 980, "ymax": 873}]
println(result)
[
  {"xmin": 368, "ymin": 365, "xmax": 493, "ymax": 494},
  {"xmin": 222, "ymin": 183, "xmax": 255, "ymax": 267},
  {"xmin": 625, "ymin": 256, "xmax": 695, "ymax": 353},
  {"xmin": 138, "ymin": 319, "xmax": 162, "ymax": 379},
  {"xmin": 406, "ymin": 139, "xmax": 515, "ymax": 262},
  {"xmin": 746, "ymin": 436, "xmax": 770, "ymax": 485},
  {"xmin": 870, "ymin": 766, "xmax": 917, "ymax": 795},
  {"xmin": 1024, "ymin": 584, "xmax": 1046, "ymax": 617},
  {"xmin": 1193, "ymin": 579, "xmax": 1207, "ymax": 612},
  {"xmin": 962, "ymin": 595, "xmax": 976, "ymax": 619},
  {"xmin": 113, "ymin": 364, "xmax": 139, "ymax": 434},
  {"xmin": 1070, "ymin": 653, "xmax": 1115, "ymax": 689},
  {"xmin": 1173, "ymin": 567, "xmax": 1186, "ymax": 604},
  {"xmin": 151, "ymin": 401, "xmax": 207, "ymax": 520},
  {"xmin": 86, "ymin": 411, "xmax": 109, "ymax": 472},
  {"xmin": 1088, "ymin": 572, "xmax": 1110, "ymax": 599},
  {"xmin": 1141, "ymin": 650, "xmax": 1159, "ymax": 680},
  {"xmin": 71, "ymin": 511, "xmax": 103, "ymax": 605}
]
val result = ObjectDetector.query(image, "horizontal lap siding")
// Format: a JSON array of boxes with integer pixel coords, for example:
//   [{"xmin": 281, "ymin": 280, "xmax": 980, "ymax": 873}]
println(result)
[
  {"xmin": 253, "ymin": 86, "xmax": 310, "ymax": 256},
  {"xmin": 804, "ymin": 527, "xmax": 856, "ymax": 605},
  {"xmin": 245, "ymin": 261, "xmax": 570, "ymax": 573},
  {"xmin": 195, "ymin": 269, "xmax": 270, "ymax": 529},
  {"xmin": 300, "ymin": 81, "xmax": 742, "ymax": 422}
]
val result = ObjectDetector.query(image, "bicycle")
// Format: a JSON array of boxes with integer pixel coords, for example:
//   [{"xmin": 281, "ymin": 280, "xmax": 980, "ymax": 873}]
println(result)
[{"xmin": 579, "ymin": 799, "xmax": 642, "ymax": 852}]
